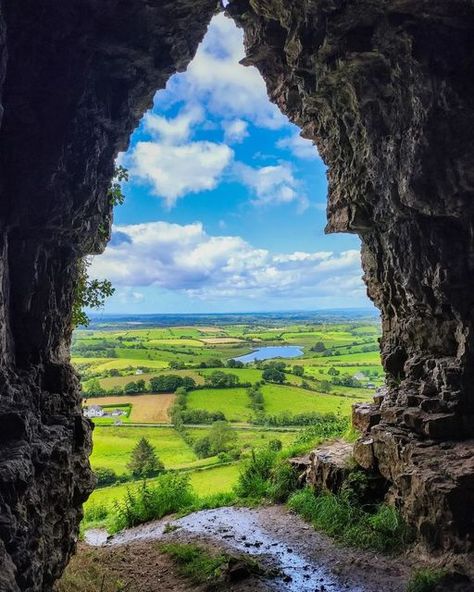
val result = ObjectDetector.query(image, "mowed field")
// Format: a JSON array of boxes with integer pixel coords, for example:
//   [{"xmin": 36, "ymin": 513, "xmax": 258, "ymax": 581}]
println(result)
[
  {"xmin": 90, "ymin": 426, "xmax": 197, "ymax": 474},
  {"xmin": 187, "ymin": 387, "xmax": 253, "ymax": 422},
  {"xmin": 261, "ymin": 384, "xmax": 370, "ymax": 415},
  {"xmin": 85, "ymin": 394, "xmax": 175, "ymax": 423}
]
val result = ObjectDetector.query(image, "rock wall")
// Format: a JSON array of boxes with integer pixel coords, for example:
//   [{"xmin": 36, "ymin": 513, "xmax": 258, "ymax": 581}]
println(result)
[
  {"xmin": 0, "ymin": 1, "xmax": 218, "ymax": 590},
  {"xmin": 228, "ymin": 0, "xmax": 474, "ymax": 550}
]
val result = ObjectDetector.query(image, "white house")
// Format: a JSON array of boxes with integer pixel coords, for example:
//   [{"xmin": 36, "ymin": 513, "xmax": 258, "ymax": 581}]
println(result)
[
  {"xmin": 135, "ymin": 369, "xmax": 144, "ymax": 375},
  {"xmin": 83, "ymin": 405, "xmax": 104, "ymax": 418},
  {"xmin": 111, "ymin": 408, "xmax": 125, "ymax": 417},
  {"xmin": 353, "ymin": 371, "xmax": 366, "ymax": 382}
]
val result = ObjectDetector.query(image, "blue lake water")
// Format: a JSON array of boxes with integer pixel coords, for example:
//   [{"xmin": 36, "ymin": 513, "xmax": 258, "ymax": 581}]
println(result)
[{"xmin": 233, "ymin": 345, "xmax": 303, "ymax": 363}]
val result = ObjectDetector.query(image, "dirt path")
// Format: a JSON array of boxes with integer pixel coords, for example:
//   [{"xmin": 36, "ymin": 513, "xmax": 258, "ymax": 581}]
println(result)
[{"xmin": 83, "ymin": 505, "xmax": 412, "ymax": 592}]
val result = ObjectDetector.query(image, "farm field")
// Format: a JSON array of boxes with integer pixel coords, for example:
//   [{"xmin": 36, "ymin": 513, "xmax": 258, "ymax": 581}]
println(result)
[
  {"xmin": 261, "ymin": 384, "xmax": 371, "ymax": 415},
  {"xmin": 90, "ymin": 426, "xmax": 198, "ymax": 474},
  {"xmin": 72, "ymin": 312, "xmax": 383, "ymax": 518},
  {"xmin": 187, "ymin": 387, "xmax": 254, "ymax": 422},
  {"xmin": 85, "ymin": 394, "xmax": 175, "ymax": 424}
]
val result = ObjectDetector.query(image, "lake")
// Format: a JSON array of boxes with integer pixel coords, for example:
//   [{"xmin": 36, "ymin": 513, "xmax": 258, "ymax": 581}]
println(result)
[{"xmin": 233, "ymin": 346, "xmax": 303, "ymax": 363}]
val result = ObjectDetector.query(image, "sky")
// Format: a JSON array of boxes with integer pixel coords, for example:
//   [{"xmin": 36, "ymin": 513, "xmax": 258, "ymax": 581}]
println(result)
[{"xmin": 90, "ymin": 14, "xmax": 371, "ymax": 314}]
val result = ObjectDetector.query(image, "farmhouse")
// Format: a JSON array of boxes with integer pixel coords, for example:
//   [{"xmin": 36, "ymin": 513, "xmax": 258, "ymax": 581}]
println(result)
[{"xmin": 83, "ymin": 405, "xmax": 104, "ymax": 418}]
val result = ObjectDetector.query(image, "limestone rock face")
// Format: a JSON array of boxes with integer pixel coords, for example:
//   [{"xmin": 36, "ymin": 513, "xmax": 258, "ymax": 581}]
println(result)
[
  {"xmin": 0, "ymin": 1, "xmax": 218, "ymax": 590},
  {"xmin": 228, "ymin": 0, "xmax": 474, "ymax": 550}
]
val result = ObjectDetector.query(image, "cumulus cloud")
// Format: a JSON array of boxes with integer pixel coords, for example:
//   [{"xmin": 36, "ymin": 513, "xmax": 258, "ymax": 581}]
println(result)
[
  {"xmin": 90, "ymin": 221, "xmax": 364, "ymax": 304},
  {"xmin": 234, "ymin": 162, "xmax": 308, "ymax": 210},
  {"xmin": 132, "ymin": 140, "xmax": 233, "ymax": 207},
  {"xmin": 277, "ymin": 132, "xmax": 320, "ymax": 160},
  {"xmin": 143, "ymin": 106, "xmax": 204, "ymax": 145},
  {"xmin": 157, "ymin": 14, "xmax": 286, "ymax": 129},
  {"xmin": 222, "ymin": 119, "xmax": 249, "ymax": 143}
]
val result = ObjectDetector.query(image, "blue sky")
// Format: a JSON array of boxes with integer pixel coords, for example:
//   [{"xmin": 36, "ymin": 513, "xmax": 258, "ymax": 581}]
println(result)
[{"xmin": 91, "ymin": 14, "xmax": 370, "ymax": 314}]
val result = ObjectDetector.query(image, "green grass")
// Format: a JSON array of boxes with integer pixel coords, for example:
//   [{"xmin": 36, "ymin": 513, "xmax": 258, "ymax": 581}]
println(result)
[
  {"xmin": 84, "ymin": 463, "xmax": 240, "ymax": 515},
  {"xmin": 159, "ymin": 543, "xmax": 228, "ymax": 585},
  {"xmin": 288, "ymin": 488, "xmax": 412, "ymax": 553},
  {"xmin": 261, "ymin": 384, "xmax": 367, "ymax": 416},
  {"xmin": 90, "ymin": 426, "xmax": 196, "ymax": 474},
  {"xmin": 406, "ymin": 569, "xmax": 447, "ymax": 592},
  {"xmin": 187, "ymin": 387, "xmax": 253, "ymax": 422}
]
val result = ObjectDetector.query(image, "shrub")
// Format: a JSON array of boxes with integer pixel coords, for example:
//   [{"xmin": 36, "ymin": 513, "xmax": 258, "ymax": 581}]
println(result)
[
  {"xmin": 94, "ymin": 467, "xmax": 119, "ymax": 487},
  {"xmin": 110, "ymin": 473, "xmax": 195, "ymax": 532},
  {"xmin": 83, "ymin": 503, "xmax": 109, "ymax": 525},
  {"xmin": 194, "ymin": 436, "xmax": 212, "ymax": 458},
  {"xmin": 234, "ymin": 448, "xmax": 276, "ymax": 499},
  {"xmin": 268, "ymin": 439, "xmax": 282, "ymax": 452}
]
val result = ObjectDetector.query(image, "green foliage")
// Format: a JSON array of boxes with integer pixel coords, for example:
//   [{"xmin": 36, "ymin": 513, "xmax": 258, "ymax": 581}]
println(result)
[
  {"xmin": 127, "ymin": 437, "xmax": 164, "ymax": 478},
  {"xmin": 150, "ymin": 374, "xmax": 195, "ymax": 393},
  {"xmin": 72, "ymin": 258, "xmax": 115, "ymax": 328},
  {"xmin": 288, "ymin": 489, "xmax": 412, "ymax": 553},
  {"xmin": 204, "ymin": 370, "xmax": 240, "ymax": 388},
  {"xmin": 193, "ymin": 436, "xmax": 212, "ymax": 458},
  {"xmin": 292, "ymin": 365, "xmax": 304, "ymax": 376},
  {"xmin": 107, "ymin": 165, "xmax": 128, "ymax": 206},
  {"xmin": 248, "ymin": 384, "xmax": 265, "ymax": 412},
  {"xmin": 110, "ymin": 473, "xmax": 195, "ymax": 532},
  {"xmin": 234, "ymin": 448, "xmax": 277, "ymax": 499},
  {"xmin": 406, "ymin": 569, "xmax": 447, "ymax": 592},
  {"xmin": 262, "ymin": 367, "xmax": 285, "ymax": 383},
  {"xmin": 268, "ymin": 459, "xmax": 298, "ymax": 502},
  {"xmin": 268, "ymin": 439, "xmax": 282, "ymax": 452},
  {"xmin": 311, "ymin": 341, "xmax": 326, "ymax": 352},
  {"xmin": 159, "ymin": 543, "xmax": 228, "ymax": 585},
  {"xmin": 208, "ymin": 420, "xmax": 237, "ymax": 455},
  {"xmin": 94, "ymin": 467, "xmax": 119, "ymax": 487}
]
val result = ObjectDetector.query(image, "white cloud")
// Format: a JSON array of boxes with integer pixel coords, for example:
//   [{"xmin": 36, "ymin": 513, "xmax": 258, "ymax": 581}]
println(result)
[
  {"xmin": 132, "ymin": 140, "xmax": 233, "ymax": 207},
  {"xmin": 157, "ymin": 14, "xmax": 287, "ymax": 129},
  {"xmin": 234, "ymin": 162, "xmax": 308, "ymax": 210},
  {"xmin": 277, "ymin": 132, "xmax": 320, "ymax": 160},
  {"xmin": 143, "ymin": 106, "xmax": 203, "ymax": 145},
  {"xmin": 222, "ymin": 119, "xmax": 248, "ymax": 143},
  {"xmin": 90, "ymin": 221, "xmax": 364, "ymax": 304}
]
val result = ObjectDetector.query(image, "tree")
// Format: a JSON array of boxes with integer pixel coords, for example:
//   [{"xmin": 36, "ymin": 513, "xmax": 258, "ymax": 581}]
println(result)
[
  {"xmin": 292, "ymin": 365, "xmax": 304, "ymax": 377},
  {"xmin": 319, "ymin": 380, "xmax": 332, "ymax": 393},
  {"xmin": 208, "ymin": 421, "xmax": 237, "ymax": 455},
  {"xmin": 194, "ymin": 436, "xmax": 212, "ymax": 458},
  {"xmin": 311, "ymin": 341, "xmax": 326, "ymax": 352},
  {"xmin": 127, "ymin": 437, "xmax": 164, "ymax": 477},
  {"xmin": 205, "ymin": 371, "xmax": 239, "ymax": 388},
  {"xmin": 328, "ymin": 367, "xmax": 340, "ymax": 376},
  {"xmin": 124, "ymin": 381, "xmax": 138, "ymax": 394},
  {"xmin": 84, "ymin": 378, "xmax": 105, "ymax": 396},
  {"xmin": 262, "ymin": 367, "xmax": 285, "ymax": 383}
]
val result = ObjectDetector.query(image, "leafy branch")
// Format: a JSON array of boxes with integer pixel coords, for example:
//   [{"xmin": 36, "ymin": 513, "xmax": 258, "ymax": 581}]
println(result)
[{"xmin": 72, "ymin": 166, "xmax": 127, "ymax": 328}]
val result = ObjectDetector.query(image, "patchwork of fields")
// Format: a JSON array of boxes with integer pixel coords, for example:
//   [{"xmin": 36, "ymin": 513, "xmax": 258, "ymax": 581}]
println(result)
[{"xmin": 73, "ymin": 315, "xmax": 383, "ymax": 520}]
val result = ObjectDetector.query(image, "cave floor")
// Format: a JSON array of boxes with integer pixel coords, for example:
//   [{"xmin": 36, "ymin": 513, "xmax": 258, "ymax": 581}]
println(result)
[{"xmin": 57, "ymin": 505, "xmax": 427, "ymax": 592}]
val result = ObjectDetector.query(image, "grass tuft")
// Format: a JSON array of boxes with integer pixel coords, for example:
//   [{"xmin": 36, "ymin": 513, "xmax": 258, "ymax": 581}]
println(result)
[
  {"xmin": 159, "ymin": 543, "xmax": 227, "ymax": 585},
  {"xmin": 406, "ymin": 568, "xmax": 447, "ymax": 592},
  {"xmin": 288, "ymin": 488, "xmax": 413, "ymax": 553}
]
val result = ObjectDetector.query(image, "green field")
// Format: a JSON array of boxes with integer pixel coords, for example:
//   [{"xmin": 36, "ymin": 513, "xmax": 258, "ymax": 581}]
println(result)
[
  {"xmin": 187, "ymin": 387, "xmax": 253, "ymax": 422},
  {"xmin": 261, "ymin": 384, "xmax": 369, "ymax": 415},
  {"xmin": 90, "ymin": 426, "xmax": 198, "ymax": 474}
]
